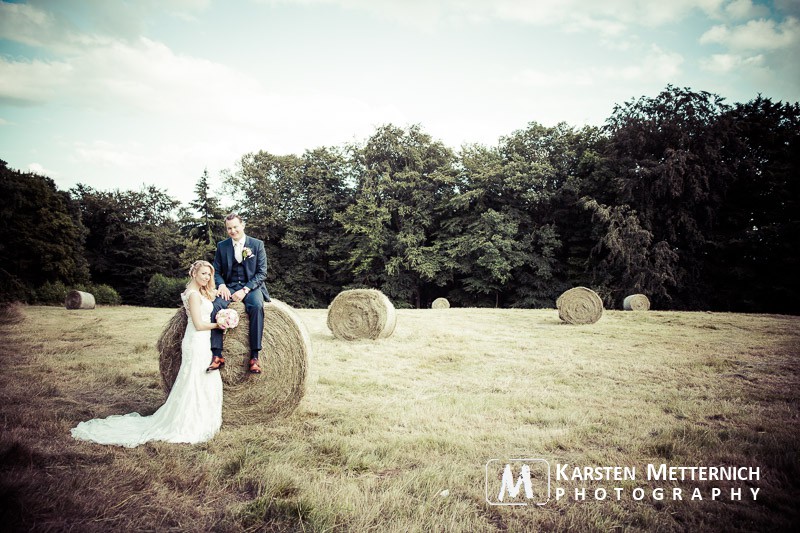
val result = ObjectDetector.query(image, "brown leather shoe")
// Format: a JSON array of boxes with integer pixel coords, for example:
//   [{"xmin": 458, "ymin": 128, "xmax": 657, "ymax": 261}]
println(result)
[
  {"xmin": 207, "ymin": 355, "xmax": 225, "ymax": 372},
  {"xmin": 249, "ymin": 358, "xmax": 262, "ymax": 374}
]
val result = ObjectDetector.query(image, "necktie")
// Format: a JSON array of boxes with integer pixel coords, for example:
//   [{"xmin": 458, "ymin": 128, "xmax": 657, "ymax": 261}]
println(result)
[{"xmin": 234, "ymin": 241, "xmax": 243, "ymax": 263}]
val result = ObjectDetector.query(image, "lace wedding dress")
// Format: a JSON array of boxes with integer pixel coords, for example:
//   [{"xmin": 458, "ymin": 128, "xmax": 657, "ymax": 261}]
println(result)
[{"xmin": 71, "ymin": 290, "xmax": 223, "ymax": 447}]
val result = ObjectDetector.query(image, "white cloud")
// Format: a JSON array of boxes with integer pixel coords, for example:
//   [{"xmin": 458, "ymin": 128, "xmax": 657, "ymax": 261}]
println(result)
[
  {"xmin": 0, "ymin": 2, "xmax": 80, "ymax": 53},
  {"xmin": 514, "ymin": 45, "xmax": 683, "ymax": 88},
  {"xmin": 513, "ymin": 69, "xmax": 594, "ymax": 88},
  {"xmin": 27, "ymin": 162, "xmax": 59, "ymax": 177},
  {"xmin": 700, "ymin": 16, "xmax": 800, "ymax": 50},
  {"xmin": 73, "ymin": 140, "xmax": 148, "ymax": 168},
  {"xmin": 263, "ymin": 0, "xmax": 726, "ymax": 33},
  {"xmin": 724, "ymin": 0, "xmax": 770, "ymax": 20},
  {"xmin": 0, "ymin": 0, "xmax": 209, "ymax": 52},
  {"xmin": 700, "ymin": 52, "xmax": 765, "ymax": 73},
  {"xmin": 0, "ymin": 58, "xmax": 73, "ymax": 104}
]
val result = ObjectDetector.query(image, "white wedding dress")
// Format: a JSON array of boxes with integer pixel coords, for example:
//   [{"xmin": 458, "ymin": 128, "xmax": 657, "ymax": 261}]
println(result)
[{"xmin": 71, "ymin": 290, "xmax": 223, "ymax": 447}]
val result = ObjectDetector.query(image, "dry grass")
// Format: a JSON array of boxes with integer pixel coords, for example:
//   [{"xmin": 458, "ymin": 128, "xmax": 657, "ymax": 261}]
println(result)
[{"xmin": 1, "ymin": 305, "xmax": 798, "ymax": 532}]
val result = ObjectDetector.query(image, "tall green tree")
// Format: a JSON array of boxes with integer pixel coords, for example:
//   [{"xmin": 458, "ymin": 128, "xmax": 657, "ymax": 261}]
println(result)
[
  {"xmin": 499, "ymin": 122, "xmax": 596, "ymax": 307},
  {"xmin": 440, "ymin": 143, "xmax": 528, "ymax": 307},
  {"xmin": 709, "ymin": 96, "xmax": 800, "ymax": 312},
  {"xmin": 0, "ymin": 160, "xmax": 89, "ymax": 301},
  {"xmin": 441, "ymin": 123, "xmax": 599, "ymax": 307},
  {"xmin": 604, "ymin": 85, "xmax": 737, "ymax": 308},
  {"xmin": 178, "ymin": 169, "xmax": 226, "ymax": 265},
  {"xmin": 186, "ymin": 169, "xmax": 226, "ymax": 244},
  {"xmin": 336, "ymin": 124, "xmax": 456, "ymax": 307},
  {"xmin": 70, "ymin": 184, "xmax": 184, "ymax": 304},
  {"xmin": 582, "ymin": 199, "xmax": 678, "ymax": 306},
  {"xmin": 222, "ymin": 147, "xmax": 355, "ymax": 307}
]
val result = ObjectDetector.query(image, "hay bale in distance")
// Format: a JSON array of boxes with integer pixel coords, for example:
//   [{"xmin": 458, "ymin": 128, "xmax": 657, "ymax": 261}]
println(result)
[
  {"xmin": 431, "ymin": 297, "xmax": 450, "ymax": 309},
  {"xmin": 65, "ymin": 290, "xmax": 95, "ymax": 310},
  {"xmin": 156, "ymin": 299, "xmax": 311, "ymax": 422},
  {"xmin": 327, "ymin": 289, "xmax": 396, "ymax": 340},
  {"xmin": 623, "ymin": 294, "xmax": 651, "ymax": 311},
  {"xmin": 556, "ymin": 287, "xmax": 604, "ymax": 325}
]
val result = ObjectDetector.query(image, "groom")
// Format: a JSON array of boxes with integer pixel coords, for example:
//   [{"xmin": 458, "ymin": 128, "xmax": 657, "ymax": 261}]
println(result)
[{"xmin": 209, "ymin": 213, "xmax": 271, "ymax": 374}]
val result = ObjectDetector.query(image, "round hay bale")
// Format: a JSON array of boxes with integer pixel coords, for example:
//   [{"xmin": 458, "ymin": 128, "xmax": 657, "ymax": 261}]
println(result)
[
  {"xmin": 623, "ymin": 294, "xmax": 651, "ymax": 311},
  {"xmin": 65, "ymin": 290, "xmax": 95, "ymax": 310},
  {"xmin": 326, "ymin": 289, "xmax": 396, "ymax": 340},
  {"xmin": 556, "ymin": 287, "xmax": 603, "ymax": 325},
  {"xmin": 156, "ymin": 307, "xmax": 187, "ymax": 393},
  {"xmin": 431, "ymin": 297, "xmax": 450, "ymax": 309},
  {"xmin": 156, "ymin": 299, "xmax": 310, "ymax": 422}
]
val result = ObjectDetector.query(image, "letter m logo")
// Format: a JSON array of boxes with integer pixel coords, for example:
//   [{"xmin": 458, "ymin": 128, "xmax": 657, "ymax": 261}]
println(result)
[{"xmin": 485, "ymin": 459, "xmax": 550, "ymax": 506}]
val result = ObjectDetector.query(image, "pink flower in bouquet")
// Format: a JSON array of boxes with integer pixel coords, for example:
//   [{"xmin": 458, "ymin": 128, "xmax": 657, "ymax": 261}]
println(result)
[{"xmin": 216, "ymin": 308, "xmax": 239, "ymax": 333}]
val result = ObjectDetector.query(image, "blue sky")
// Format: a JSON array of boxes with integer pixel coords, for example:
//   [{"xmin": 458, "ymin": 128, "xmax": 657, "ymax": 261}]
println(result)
[{"xmin": 1, "ymin": 0, "xmax": 798, "ymax": 204}]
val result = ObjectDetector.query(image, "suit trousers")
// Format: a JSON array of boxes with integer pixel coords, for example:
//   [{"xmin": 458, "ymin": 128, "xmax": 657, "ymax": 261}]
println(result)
[{"xmin": 211, "ymin": 289, "xmax": 265, "ymax": 357}]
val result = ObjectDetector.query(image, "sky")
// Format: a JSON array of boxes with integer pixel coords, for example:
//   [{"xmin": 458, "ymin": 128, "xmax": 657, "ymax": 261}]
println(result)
[{"xmin": 1, "ymin": 0, "xmax": 799, "ymax": 205}]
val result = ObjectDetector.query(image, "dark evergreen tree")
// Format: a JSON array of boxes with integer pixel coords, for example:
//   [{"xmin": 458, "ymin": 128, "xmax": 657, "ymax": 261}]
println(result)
[
  {"xmin": 604, "ymin": 85, "xmax": 736, "ymax": 309},
  {"xmin": 70, "ymin": 184, "xmax": 184, "ymax": 305},
  {"xmin": 178, "ymin": 169, "xmax": 227, "ymax": 265},
  {"xmin": 709, "ymin": 96, "xmax": 800, "ymax": 313},
  {"xmin": 0, "ymin": 160, "xmax": 90, "ymax": 301}
]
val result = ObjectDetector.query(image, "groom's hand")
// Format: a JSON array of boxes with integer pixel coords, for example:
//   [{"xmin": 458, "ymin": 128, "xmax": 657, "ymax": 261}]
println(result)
[
  {"xmin": 231, "ymin": 289, "xmax": 246, "ymax": 302},
  {"xmin": 218, "ymin": 284, "xmax": 232, "ymax": 300}
]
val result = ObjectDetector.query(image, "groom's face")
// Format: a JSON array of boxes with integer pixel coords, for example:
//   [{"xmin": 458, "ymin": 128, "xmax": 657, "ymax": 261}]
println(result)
[{"xmin": 226, "ymin": 218, "xmax": 245, "ymax": 241}]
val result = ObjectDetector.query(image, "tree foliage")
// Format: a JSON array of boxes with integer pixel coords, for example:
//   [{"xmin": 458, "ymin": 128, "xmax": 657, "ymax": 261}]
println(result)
[
  {"xmin": 335, "ymin": 125, "xmax": 456, "ymax": 308},
  {"xmin": 0, "ymin": 160, "xmax": 89, "ymax": 301},
  {"xmin": 3, "ymin": 86, "xmax": 798, "ymax": 313},
  {"xmin": 70, "ymin": 184, "xmax": 184, "ymax": 305}
]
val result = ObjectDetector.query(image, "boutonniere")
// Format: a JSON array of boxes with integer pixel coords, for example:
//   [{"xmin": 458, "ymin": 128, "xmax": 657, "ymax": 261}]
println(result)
[{"xmin": 242, "ymin": 246, "xmax": 254, "ymax": 260}]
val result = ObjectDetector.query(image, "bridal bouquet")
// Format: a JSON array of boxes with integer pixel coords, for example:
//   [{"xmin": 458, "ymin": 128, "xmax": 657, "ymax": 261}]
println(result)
[{"xmin": 216, "ymin": 308, "xmax": 240, "ymax": 333}]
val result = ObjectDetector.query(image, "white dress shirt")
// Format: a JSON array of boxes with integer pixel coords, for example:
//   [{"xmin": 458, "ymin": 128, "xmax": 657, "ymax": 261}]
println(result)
[{"xmin": 233, "ymin": 236, "xmax": 246, "ymax": 263}]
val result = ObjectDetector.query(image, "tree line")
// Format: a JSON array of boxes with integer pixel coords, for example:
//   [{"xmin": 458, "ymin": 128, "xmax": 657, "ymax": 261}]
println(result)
[{"xmin": 1, "ymin": 86, "xmax": 797, "ymax": 313}]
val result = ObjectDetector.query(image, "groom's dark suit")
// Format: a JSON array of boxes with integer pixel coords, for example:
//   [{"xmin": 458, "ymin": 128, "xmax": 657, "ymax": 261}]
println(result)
[{"xmin": 211, "ymin": 235, "xmax": 270, "ymax": 359}]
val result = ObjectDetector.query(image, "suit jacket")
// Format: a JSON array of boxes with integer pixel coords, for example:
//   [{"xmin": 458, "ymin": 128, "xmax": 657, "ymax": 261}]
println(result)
[{"xmin": 213, "ymin": 235, "xmax": 271, "ymax": 302}]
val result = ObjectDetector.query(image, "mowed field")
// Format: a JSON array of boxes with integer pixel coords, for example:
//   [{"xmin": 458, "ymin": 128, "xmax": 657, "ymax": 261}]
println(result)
[{"xmin": 0, "ymin": 304, "xmax": 798, "ymax": 532}]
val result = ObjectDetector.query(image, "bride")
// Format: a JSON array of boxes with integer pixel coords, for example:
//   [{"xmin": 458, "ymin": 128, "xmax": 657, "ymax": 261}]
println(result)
[{"xmin": 72, "ymin": 260, "xmax": 225, "ymax": 447}]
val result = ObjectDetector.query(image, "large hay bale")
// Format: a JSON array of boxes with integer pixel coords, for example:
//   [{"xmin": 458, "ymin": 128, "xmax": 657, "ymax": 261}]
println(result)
[
  {"xmin": 156, "ymin": 299, "xmax": 310, "ymax": 422},
  {"xmin": 65, "ymin": 290, "xmax": 95, "ymax": 310},
  {"xmin": 326, "ymin": 289, "xmax": 396, "ymax": 340},
  {"xmin": 556, "ymin": 287, "xmax": 604, "ymax": 325},
  {"xmin": 623, "ymin": 294, "xmax": 651, "ymax": 311},
  {"xmin": 431, "ymin": 297, "xmax": 450, "ymax": 309},
  {"xmin": 156, "ymin": 308, "xmax": 187, "ymax": 393}
]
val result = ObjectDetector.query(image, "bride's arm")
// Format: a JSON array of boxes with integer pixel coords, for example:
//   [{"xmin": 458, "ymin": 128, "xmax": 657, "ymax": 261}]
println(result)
[{"xmin": 188, "ymin": 292, "xmax": 220, "ymax": 331}]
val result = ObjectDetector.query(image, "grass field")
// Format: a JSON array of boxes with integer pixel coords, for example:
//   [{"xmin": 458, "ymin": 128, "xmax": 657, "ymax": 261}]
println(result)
[{"xmin": 1, "ymin": 304, "xmax": 798, "ymax": 532}]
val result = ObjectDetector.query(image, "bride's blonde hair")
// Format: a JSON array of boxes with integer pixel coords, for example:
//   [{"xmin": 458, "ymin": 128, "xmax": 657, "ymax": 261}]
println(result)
[{"xmin": 187, "ymin": 260, "xmax": 217, "ymax": 301}]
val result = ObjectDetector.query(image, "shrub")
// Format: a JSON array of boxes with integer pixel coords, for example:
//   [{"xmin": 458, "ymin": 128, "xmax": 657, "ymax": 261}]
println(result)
[
  {"xmin": 69, "ymin": 283, "xmax": 122, "ymax": 305},
  {"xmin": 91, "ymin": 284, "xmax": 122, "ymax": 305},
  {"xmin": 146, "ymin": 274, "xmax": 188, "ymax": 308},
  {"xmin": 34, "ymin": 280, "xmax": 68, "ymax": 305}
]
